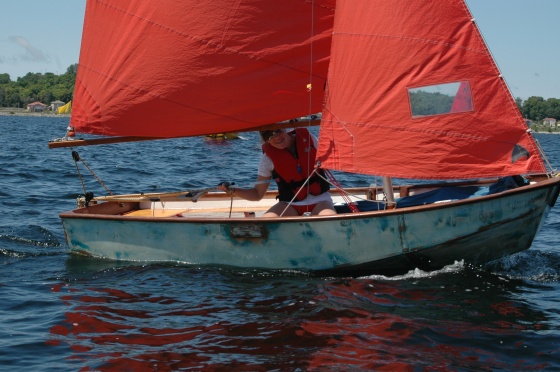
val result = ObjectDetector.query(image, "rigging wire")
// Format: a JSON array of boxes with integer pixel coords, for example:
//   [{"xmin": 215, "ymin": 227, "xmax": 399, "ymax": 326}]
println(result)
[
  {"xmin": 323, "ymin": 169, "xmax": 360, "ymax": 213},
  {"xmin": 302, "ymin": 0, "xmax": 316, "ymax": 205},
  {"xmin": 278, "ymin": 166, "xmax": 392, "ymax": 217},
  {"xmin": 278, "ymin": 168, "xmax": 317, "ymax": 217},
  {"xmin": 71, "ymin": 149, "xmax": 87, "ymax": 196},
  {"xmin": 71, "ymin": 150, "xmax": 113, "ymax": 196},
  {"xmin": 534, "ymin": 137, "xmax": 558, "ymax": 176},
  {"xmin": 315, "ymin": 170, "xmax": 392, "ymax": 210}
]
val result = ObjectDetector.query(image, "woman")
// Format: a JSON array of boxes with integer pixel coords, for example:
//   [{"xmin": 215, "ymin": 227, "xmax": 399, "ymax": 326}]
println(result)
[{"xmin": 217, "ymin": 128, "xmax": 337, "ymax": 217}]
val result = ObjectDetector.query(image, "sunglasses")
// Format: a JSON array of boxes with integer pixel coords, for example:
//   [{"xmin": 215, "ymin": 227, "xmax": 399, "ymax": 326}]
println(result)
[{"xmin": 262, "ymin": 129, "xmax": 284, "ymax": 142}]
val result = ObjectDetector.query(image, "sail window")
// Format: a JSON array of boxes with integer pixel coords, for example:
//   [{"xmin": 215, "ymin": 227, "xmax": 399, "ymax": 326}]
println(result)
[{"xmin": 408, "ymin": 81, "xmax": 473, "ymax": 118}]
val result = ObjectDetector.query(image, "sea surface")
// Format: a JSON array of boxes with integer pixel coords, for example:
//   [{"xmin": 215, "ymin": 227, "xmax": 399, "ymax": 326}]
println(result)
[{"xmin": 1, "ymin": 115, "xmax": 559, "ymax": 371}]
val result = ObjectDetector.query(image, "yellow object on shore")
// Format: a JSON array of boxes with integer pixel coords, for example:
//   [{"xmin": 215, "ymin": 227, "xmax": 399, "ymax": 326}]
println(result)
[{"xmin": 58, "ymin": 101, "xmax": 72, "ymax": 114}]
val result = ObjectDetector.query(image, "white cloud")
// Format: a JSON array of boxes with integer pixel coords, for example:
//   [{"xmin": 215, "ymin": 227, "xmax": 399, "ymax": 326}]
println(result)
[{"xmin": 8, "ymin": 35, "xmax": 50, "ymax": 63}]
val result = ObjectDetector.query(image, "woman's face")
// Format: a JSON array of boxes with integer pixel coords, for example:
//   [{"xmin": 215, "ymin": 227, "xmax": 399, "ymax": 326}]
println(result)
[{"xmin": 266, "ymin": 130, "xmax": 291, "ymax": 149}]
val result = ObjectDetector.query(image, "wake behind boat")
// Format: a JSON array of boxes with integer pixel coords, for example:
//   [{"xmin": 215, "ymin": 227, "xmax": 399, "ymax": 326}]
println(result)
[{"xmin": 50, "ymin": 0, "xmax": 560, "ymax": 276}]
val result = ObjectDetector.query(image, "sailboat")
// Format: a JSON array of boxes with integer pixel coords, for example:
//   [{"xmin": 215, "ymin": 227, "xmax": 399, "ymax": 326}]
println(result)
[{"xmin": 49, "ymin": 0, "xmax": 560, "ymax": 276}]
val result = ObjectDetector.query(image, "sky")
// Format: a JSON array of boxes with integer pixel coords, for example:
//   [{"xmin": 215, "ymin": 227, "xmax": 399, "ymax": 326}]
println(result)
[{"xmin": 0, "ymin": 0, "xmax": 558, "ymax": 100}]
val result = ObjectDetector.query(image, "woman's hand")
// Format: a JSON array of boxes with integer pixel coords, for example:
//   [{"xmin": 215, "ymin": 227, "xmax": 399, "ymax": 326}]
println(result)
[{"xmin": 217, "ymin": 182, "xmax": 235, "ymax": 195}]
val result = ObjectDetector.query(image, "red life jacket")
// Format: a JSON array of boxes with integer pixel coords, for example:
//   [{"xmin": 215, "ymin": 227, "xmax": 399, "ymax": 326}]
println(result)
[{"xmin": 262, "ymin": 128, "xmax": 329, "ymax": 201}]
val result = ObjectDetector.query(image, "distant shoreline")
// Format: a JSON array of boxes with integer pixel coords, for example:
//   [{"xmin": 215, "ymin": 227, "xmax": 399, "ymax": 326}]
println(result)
[
  {"xmin": 0, "ymin": 108, "xmax": 557, "ymax": 134},
  {"xmin": 0, "ymin": 108, "xmax": 68, "ymax": 117}
]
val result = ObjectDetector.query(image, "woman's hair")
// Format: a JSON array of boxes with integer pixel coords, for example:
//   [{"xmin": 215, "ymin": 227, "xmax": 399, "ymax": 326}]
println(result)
[
  {"xmin": 259, "ymin": 128, "xmax": 285, "ymax": 142},
  {"xmin": 259, "ymin": 129, "xmax": 274, "ymax": 141}
]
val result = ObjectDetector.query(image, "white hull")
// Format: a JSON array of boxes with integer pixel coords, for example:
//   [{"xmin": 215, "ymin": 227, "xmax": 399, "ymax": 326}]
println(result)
[{"xmin": 60, "ymin": 176, "xmax": 560, "ymax": 276}]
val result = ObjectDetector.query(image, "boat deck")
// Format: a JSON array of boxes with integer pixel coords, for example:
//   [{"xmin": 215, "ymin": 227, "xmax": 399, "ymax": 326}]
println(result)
[
  {"xmin": 124, "ymin": 205, "xmax": 271, "ymax": 219},
  {"xmin": 126, "ymin": 191, "xmax": 359, "ymax": 219},
  {"xmin": 73, "ymin": 179, "xmax": 522, "ymax": 220}
]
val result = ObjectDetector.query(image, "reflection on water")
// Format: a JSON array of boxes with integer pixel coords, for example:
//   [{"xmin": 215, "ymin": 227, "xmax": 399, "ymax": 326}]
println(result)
[
  {"xmin": 47, "ymin": 260, "xmax": 558, "ymax": 371},
  {"xmin": 301, "ymin": 277, "xmax": 553, "ymax": 371}
]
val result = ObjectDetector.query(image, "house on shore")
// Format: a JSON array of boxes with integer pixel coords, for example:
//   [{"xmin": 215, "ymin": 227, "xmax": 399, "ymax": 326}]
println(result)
[
  {"xmin": 27, "ymin": 102, "xmax": 48, "ymax": 112},
  {"xmin": 51, "ymin": 100, "xmax": 65, "ymax": 112},
  {"xmin": 542, "ymin": 117, "xmax": 557, "ymax": 127}
]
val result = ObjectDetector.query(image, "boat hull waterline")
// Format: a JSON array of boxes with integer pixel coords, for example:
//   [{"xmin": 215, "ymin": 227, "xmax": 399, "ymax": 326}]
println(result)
[{"xmin": 61, "ymin": 178, "xmax": 560, "ymax": 276}]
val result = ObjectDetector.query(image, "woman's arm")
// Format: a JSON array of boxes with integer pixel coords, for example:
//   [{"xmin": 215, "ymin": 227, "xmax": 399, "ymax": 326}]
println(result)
[{"xmin": 217, "ymin": 175, "xmax": 271, "ymax": 201}]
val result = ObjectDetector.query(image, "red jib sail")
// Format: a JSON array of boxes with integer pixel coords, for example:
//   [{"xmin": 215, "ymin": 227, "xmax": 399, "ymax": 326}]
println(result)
[
  {"xmin": 316, "ymin": 0, "xmax": 546, "ymax": 179},
  {"xmin": 70, "ymin": 0, "xmax": 335, "ymax": 137}
]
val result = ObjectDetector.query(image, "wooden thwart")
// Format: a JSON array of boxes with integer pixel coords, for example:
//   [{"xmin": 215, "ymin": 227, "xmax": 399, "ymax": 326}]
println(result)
[
  {"xmin": 124, "ymin": 205, "xmax": 270, "ymax": 218},
  {"xmin": 124, "ymin": 209, "xmax": 188, "ymax": 217}
]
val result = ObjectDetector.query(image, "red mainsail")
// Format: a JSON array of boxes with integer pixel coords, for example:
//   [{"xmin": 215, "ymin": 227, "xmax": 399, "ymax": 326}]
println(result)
[{"xmin": 316, "ymin": 0, "xmax": 546, "ymax": 179}]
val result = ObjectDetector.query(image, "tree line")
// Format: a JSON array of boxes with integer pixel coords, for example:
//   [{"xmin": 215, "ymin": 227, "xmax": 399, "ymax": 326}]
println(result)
[
  {"xmin": 409, "ymin": 91, "xmax": 559, "ymax": 122},
  {"xmin": 0, "ymin": 64, "xmax": 76, "ymax": 109},
  {"xmin": 517, "ymin": 96, "xmax": 560, "ymax": 122}
]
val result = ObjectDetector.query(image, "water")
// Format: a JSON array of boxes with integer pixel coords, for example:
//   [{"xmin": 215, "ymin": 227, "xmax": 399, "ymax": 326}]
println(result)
[{"xmin": 1, "ymin": 115, "xmax": 559, "ymax": 371}]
